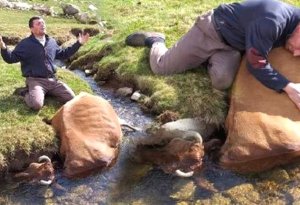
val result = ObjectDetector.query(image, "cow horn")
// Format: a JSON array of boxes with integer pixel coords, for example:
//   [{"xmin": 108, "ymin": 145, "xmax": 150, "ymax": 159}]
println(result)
[
  {"xmin": 183, "ymin": 131, "xmax": 203, "ymax": 144},
  {"xmin": 38, "ymin": 155, "xmax": 51, "ymax": 163},
  {"xmin": 39, "ymin": 179, "xmax": 53, "ymax": 185},
  {"xmin": 175, "ymin": 169, "xmax": 194, "ymax": 178}
]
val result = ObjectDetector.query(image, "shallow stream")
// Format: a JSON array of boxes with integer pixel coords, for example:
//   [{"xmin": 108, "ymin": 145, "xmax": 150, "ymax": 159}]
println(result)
[{"xmin": 1, "ymin": 70, "xmax": 300, "ymax": 204}]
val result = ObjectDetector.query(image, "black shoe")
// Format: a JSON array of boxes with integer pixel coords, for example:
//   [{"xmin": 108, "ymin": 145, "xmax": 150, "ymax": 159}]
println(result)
[
  {"xmin": 125, "ymin": 31, "xmax": 165, "ymax": 47},
  {"xmin": 13, "ymin": 87, "xmax": 28, "ymax": 97}
]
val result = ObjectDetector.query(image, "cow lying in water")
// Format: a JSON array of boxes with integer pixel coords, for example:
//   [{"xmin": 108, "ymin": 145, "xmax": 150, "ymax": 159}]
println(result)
[
  {"xmin": 50, "ymin": 92, "xmax": 123, "ymax": 179},
  {"xmin": 133, "ymin": 129, "xmax": 205, "ymax": 177},
  {"xmin": 13, "ymin": 155, "xmax": 54, "ymax": 185}
]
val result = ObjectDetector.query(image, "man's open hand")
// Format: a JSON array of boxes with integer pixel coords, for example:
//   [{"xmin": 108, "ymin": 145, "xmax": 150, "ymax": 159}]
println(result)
[
  {"xmin": 0, "ymin": 36, "xmax": 6, "ymax": 49},
  {"xmin": 283, "ymin": 82, "xmax": 300, "ymax": 110},
  {"xmin": 78, "ymin": 32, "xmax": 90, "ymax": 45}
]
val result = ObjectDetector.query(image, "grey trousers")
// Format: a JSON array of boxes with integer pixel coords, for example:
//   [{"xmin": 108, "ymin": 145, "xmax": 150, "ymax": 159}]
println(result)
[
  {"xmin": 24, "ymin": 77, "xmax": 75, "ymax": 110},
  {"xmin": 150, "ymin": 10, "xmax": 241, "ymax": 90}
]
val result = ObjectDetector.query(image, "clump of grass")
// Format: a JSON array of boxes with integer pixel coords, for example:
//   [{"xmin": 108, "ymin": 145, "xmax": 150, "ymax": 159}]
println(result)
[{"xmin": 68, "ymin": 36, "xmax": 113, "ymax": 70}]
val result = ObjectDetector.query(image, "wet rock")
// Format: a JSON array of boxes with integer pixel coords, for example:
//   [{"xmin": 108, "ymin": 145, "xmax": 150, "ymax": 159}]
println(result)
[
  {"xmin": 84, "ymin": 68, "xmax": 98, "ymax": 77},
  {"xmin": 62, "ymin": 4, "xmax": 80, "ymax": 16},
  {"xmin": 161, "ymin": 118, "xmax": 218, "ymax": 140},
  {"xmin": 84, "ymin": 69, "xmax": 93, "ymax": 76},
  {"xmin": 224, "ymin": 183, "xmax": 260, "ymax": 204},
  {"xmin": 116, "ymin": 87, "xmax": 133, "ymax": 97},
  {"xmin": 171, "ymin": 180, "xmax": 196, "ymax": 201},
  {"xmin": 131, "ymin": 91, "xmax": 142, "ymax": 101}
]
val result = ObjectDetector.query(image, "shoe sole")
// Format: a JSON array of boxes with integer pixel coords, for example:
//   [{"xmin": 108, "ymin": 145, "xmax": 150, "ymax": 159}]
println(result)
[{"xmin": 125, "ymin": 32, "xmax": 165, "ymax": 47}]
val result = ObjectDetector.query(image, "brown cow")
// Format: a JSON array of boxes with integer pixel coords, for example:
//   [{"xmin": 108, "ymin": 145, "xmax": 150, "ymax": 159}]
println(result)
[
  {"xmin": 13, "ymin": 155, "xmax": 54, "ymax": 185},
  {"xmin": 50, "ymin": 92, "xmax": 123, "ymax": 179},
  {"xmin": 220, "ymin": 47, "xmax": 300, "ymax": 173},
  {"xmin": 133, "ymin": 129, "xmax": 205, "ymax": 177}
]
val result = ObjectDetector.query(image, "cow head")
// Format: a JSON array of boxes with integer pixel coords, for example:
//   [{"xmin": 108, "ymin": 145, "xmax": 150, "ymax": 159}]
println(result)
[
  {"xmin": 133, "ymin": 130, "xmax": 205, "ymax": 177},
  {"xmin": 13, "ymin": 155, "xmax": 55, "ymax": 185}
]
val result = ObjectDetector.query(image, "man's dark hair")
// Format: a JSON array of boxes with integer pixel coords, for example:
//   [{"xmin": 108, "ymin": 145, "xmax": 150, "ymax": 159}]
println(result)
[{"xmin": 28, "ymin": 16, "xmax": 42, "ymax": 28}]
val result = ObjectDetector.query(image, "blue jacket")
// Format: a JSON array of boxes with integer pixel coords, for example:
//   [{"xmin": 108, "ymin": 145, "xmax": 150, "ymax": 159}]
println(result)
[
  {"xmin": 214, "ymin": 0, "xmax": 300, "ymax": 91},
  {"xmin": 1, "ymin": 34, "xmax": 81, "ymax": 78}
]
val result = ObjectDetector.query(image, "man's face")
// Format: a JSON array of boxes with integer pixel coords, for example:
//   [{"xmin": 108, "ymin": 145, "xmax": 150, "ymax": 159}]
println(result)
[
  {"xmin": 285, "ymin": 31, "xmax": 300, "ymax": 57},
  {"xmin": 30, "ymin": 18, "xmax": 46, "ymax": 36}
]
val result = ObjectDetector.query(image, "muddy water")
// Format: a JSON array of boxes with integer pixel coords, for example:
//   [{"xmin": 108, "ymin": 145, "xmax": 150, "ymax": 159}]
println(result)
[{"xmin": 1, "ymin": 70, "xmax": 300, "ymax": 204}]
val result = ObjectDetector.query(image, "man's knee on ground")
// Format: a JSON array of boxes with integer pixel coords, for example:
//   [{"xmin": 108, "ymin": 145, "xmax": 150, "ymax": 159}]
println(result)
[
  {"xmin": 151, "ymin": 65, "xmax": 176, "ymax": 76},
  {"xmin": 152, "ymin": 68, "xmax": 168, "ymax": 75},
  {"xmin": 28, "ymin": 101, "xmax": 43, "ymax": 111},
  {"xmin": 59, "ymin": 94, "xmax": 75, "ymax": 104},
  {"xmin": 211, "ymin": 76, "xmax": 234, "ymax": 90}
]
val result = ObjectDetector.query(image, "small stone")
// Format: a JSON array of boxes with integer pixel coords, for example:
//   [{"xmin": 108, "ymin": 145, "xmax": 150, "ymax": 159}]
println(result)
[
  {"xmin": 85, "ymin": 69, "xmax": 92, "ymax": 75},
  {"xmin": 88, "ymin": 4, "xmax": 97, "ymax": 11},
  {"xmin": 131, "ymin": 91, "xmax": 141, "ymax": 101}
]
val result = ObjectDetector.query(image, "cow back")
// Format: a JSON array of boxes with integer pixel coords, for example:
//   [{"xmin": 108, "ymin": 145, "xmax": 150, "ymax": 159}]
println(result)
[
  {"xmin": 51, "ymin": 92, "xmax": 122, "ymax": 178},
  {"xmin": 221, "ymin": 47, "xmax": 300, "ymax": 173}
]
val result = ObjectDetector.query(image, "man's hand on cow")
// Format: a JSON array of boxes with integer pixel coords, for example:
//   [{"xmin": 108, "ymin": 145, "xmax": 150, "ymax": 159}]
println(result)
[
  {"xmin": 78, "ymin": 32, "xmax": 90, "ymax": 45},
  {"xmin": 283, "ymin": 82, "xmax": 300, "ymax": 110},
  {"xmin": 0, "ymin": 35, "xmax": 6, "ymax": 49}
]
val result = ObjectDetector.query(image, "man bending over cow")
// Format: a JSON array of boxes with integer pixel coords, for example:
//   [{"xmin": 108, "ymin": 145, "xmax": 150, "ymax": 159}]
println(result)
[
  {"xmin": 0, "ymin": 16, "xmax": 89, "ymax": 110},
  {"xmin": 126, "ymin": 0, "xmax": 300, "ymax": 110}
]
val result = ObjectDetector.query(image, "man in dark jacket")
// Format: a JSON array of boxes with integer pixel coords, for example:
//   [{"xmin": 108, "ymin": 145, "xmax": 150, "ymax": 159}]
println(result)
[
  {"xmin": 0, "ymin": 16, "xmax": 89, "ymax": 110},
  {"xmin": 125, "ymin": 0, "xmax": 300, "ymax": 110}
]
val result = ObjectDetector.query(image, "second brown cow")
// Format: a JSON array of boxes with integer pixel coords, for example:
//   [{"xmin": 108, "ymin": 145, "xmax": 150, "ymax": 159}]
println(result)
[{"xmin": 51, "ymin": 92, "xmax": 122, "ymax": 179}]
